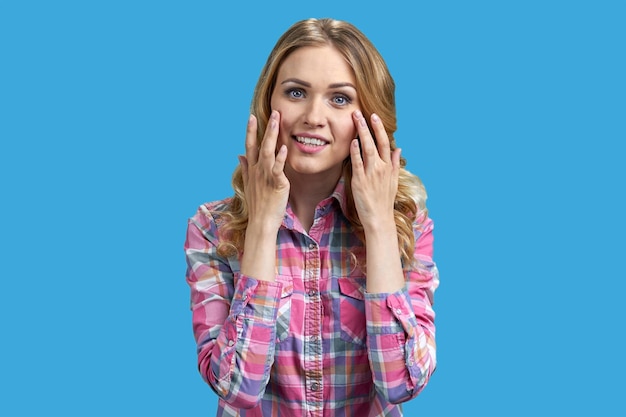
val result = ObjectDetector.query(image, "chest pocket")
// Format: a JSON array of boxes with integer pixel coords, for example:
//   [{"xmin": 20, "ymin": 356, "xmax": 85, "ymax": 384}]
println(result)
[
  {"xmin": 338, "ymin": 278, "xmax": 367, "ymax": 346},
  {"xmin": 275, "ymin": 275, "xmax": 294, "ymax": 343}
]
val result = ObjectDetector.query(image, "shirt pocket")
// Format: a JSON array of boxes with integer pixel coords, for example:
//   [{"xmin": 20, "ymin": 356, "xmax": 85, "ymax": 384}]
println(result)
[
  {"xmin": 275, "ymin": 274, "xmax": 294, "ymax": 343},
  {"xmin": 338, "ymin": 278, "xmax": 367, "ymax": 346}
]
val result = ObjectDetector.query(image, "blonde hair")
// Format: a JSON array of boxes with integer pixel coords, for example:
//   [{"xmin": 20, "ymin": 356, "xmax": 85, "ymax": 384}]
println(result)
[{"xmin": 217, "ymin": 18, "xmax": 428, "ymax": 269}]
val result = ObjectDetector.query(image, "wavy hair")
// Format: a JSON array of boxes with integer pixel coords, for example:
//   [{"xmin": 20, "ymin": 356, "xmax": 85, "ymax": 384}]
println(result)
[{"xmin": 216, "ymin": 18, "xmax": 428, "ymax": 269}]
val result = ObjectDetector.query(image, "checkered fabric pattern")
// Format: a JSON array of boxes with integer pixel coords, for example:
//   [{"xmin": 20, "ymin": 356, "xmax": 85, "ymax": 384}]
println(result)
[{"xmin": 184, "ymin": 180, "xmax": 439, "ymax": 416}]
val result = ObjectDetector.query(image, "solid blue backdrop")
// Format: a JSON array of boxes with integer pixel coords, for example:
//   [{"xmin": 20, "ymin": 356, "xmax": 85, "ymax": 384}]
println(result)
[{"xmin": 1, "ymin": 1, "xmax": 624, "ymax": 416}]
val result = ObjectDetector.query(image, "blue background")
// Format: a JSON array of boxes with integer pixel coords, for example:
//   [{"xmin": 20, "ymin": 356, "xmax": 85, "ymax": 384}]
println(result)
[{"xmin": 1, "ymin": 1, "xmax": 624, "ymax": 416}]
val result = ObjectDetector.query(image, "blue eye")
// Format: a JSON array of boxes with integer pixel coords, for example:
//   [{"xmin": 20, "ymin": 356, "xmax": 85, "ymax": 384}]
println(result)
[
  {"xmin": 333, "ymin": 94, "xmax": 351, "ymax": 106},
  {"xmin": 286, "ymin": 88, "xmax": 304, "ymax": 99}
]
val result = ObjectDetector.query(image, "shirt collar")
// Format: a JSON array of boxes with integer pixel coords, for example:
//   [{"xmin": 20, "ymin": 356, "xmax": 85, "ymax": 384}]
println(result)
[{"xmin": 330, "ymin": 176, "xmax": 350, "ymax": 216}]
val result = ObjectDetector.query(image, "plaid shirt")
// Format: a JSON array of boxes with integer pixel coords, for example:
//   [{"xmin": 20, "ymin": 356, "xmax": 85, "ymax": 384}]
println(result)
[{"xmin": 184, "ymin": 180, "xmax": 439, "ymax": 417}]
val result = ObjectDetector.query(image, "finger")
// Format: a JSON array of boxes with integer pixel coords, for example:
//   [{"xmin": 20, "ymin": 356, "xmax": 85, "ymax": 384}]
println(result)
[
  {"xmin": 238, "ymin": 155, "xmax": 249, "ymax": 188},
  {"xmin": 352, "ymin": 110, "xmax": 378, "ymax": 165},
  {"xmin": 259, "ymin": 110, "xmax": 280, "ymax": 161},
  {"xmin": 370, "ymin": 113, "xmax": 391, "ymax": 163},
  {"xmin": 391, "ymin": 148, "xmax": 401, "ymax": 173},
  {"xmin": 273, "ymin": 145, "xmax": 288, "ymax": 177},
  {"xmin": 349, "ymin": 138, "xmax": 364, "ymax": 176},
  {"xmin": 245, "ymin": 114, "xmax": 259, "ymax": 164}
]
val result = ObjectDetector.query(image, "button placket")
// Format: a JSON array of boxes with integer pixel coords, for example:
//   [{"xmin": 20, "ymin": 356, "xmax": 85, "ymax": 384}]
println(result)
[{"xmin": 303, "ymin": 237, "xmax": 323, "ymax": 408}]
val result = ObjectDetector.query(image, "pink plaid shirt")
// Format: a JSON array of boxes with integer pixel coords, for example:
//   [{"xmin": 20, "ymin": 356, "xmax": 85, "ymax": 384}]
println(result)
[{"xmin": 184, "ymin": 180, "xmax": 439, "ymax": 416}]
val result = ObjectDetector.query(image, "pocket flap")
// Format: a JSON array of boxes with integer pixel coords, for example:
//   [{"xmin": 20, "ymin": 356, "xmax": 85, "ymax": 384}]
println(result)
[{"xmin": 338, "ymin": 279, "xmax": 364, "ymax": 300}]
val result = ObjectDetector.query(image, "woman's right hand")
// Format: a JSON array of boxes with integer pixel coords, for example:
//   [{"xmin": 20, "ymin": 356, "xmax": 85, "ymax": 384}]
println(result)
[{"xmin": 239, "ymin": 110, "xmax": 290, "ymax": 235}]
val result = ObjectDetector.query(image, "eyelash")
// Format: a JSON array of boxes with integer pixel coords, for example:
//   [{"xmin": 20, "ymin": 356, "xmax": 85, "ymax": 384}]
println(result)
[{"xmin": 284, "ymin": 88, "xmax": 353, "ymax": 106}]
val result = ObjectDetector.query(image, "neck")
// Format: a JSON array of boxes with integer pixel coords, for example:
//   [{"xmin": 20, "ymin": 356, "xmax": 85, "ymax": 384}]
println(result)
[{"xmin": 287, "ymin": 169, "xmax": 341, "ymax": 231}]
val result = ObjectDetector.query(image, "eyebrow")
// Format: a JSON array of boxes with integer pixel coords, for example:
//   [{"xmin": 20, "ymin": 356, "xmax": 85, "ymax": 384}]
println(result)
[{"xmin": 280, "ymin": 78, "xmax": 356, "ymax": 90}]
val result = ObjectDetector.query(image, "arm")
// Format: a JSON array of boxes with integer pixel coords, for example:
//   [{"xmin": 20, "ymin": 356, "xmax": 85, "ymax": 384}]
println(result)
[
  {"xmin": 364, "ymin": 215, "xmax": 439, "ymax": 403},
  {"xmin": 350, "ymin": 110, "xmax": 438, "ymax": 402},
  {"xmin": 239, "ymin": 111, "xmax": 289, "ymax": 282},
  {"xmin": 184, "ymin": 111, "xmax": 289, "ymax": 408},
  {"xmin": 349, "ymin": 110, "xmax": 404, "ymax": 294},
  {"xmin": 185, "ymin": 207, "xmax": 283, "ymax": 409}
]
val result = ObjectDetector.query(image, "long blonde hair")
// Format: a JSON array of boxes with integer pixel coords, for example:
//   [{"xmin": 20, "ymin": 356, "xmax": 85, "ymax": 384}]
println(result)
[{"xmin": 217, "ymin": 18, "xmax": 428, "ymax": 269}]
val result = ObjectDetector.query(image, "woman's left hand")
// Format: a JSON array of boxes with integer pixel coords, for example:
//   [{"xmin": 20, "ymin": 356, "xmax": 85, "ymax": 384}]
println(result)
[{"xmin": 350, "ymin": 110, "xmax": 401, "ymax": 231}]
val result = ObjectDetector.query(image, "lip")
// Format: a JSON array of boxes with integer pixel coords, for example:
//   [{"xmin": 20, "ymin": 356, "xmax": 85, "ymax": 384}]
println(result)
[{"xmin": 291, "ymin": 134, "xmax": 329, "ymax": 154}]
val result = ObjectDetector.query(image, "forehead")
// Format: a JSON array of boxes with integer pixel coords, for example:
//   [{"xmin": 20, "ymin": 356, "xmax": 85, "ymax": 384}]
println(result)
[{"xmin": 276, "ymin": 45, "xmax": 356, "ymax": 85}]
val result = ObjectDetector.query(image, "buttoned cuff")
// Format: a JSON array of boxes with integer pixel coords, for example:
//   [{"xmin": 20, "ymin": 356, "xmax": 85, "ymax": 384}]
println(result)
[
  {"xmin": 230, "ymin": 274, "xmax": 283, "ymax": 322},
  {"xmin": 365, "ymin": 287, "xmax": 417, "ymax": 336}
]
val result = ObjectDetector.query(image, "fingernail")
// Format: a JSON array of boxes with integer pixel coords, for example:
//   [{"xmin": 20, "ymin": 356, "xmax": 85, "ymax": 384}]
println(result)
[
  {"xmin": 371, "ymin": 113, "xmax": 380, "ymax": 123},
  {"xmin": 354, "ymin": 110, "xmax": 362, "ymax": 119}
]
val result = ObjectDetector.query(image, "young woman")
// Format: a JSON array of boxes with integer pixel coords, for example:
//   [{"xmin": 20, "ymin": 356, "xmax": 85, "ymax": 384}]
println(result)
[{"xmin": 184, "ymin": 17, "xmax": 439, "ymax": 416}]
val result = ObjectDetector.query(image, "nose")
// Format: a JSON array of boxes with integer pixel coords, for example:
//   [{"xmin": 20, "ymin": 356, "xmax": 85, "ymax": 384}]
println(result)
[{"xmin": 303, "ymin": 98, "xmax": 326, "ymax": 128}]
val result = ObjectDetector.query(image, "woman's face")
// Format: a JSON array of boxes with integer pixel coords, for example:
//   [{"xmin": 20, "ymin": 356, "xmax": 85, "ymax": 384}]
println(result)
[{"xmin": 270, "ymin": 45, "xmax": 360, "ymax": 181}]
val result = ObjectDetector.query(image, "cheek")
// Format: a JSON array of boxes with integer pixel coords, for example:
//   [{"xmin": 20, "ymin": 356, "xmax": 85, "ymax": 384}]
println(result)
[
  {"xmin": 276, "ymin": 109, "xmax": 296, "ymax": 139},
  {"xmin": 278, "ymin": 114, "xmax": 294, "ymax": 142},
  {"xmin": 337, "ymin": 119, "xmax": 358, "ymax": 144}
]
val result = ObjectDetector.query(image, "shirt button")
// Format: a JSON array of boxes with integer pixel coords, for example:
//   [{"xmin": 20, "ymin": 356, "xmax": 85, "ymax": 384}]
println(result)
[
  {"xmin": 308, "ymin": 243, "xmax": 315, "ymax": 250},
  {"xmin": 311, "ymin": 382, "xmax": 320, "ymax": 391},
  {"xmin": 242, "ymin": 294, "xmax": 248, "ymax": 301},
  {"xmin": 228, "ymin": 339, "xmax": 235, "ymax": 347},
  {"xmin": 395, "ymin": 308, "xmax": 403, "ymax": 315},
  {"xmin": 308, "ymin": 289, "xmax": 317, "ymax": 296}
]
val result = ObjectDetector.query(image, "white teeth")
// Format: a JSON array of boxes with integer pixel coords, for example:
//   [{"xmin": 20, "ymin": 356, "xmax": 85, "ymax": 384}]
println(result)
[{"xmin": 295, "ymin": 136, "xmax": 326, "ymax": 146}]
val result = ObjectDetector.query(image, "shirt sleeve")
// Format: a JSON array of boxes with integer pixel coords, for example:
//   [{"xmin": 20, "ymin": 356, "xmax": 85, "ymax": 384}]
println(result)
[
  {"xmin": 364, "ymin": 215, "xmax": 439, "ymax": 404},
  {"xmin": 184, "ymin": 205, "xmax": 283, "ymax": 409}
]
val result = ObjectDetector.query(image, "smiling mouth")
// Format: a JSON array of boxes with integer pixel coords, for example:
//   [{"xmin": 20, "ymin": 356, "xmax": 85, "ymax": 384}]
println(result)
[{"xmin": 294, "ymin": 136, "xmax": 328, "ymax": 146}]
